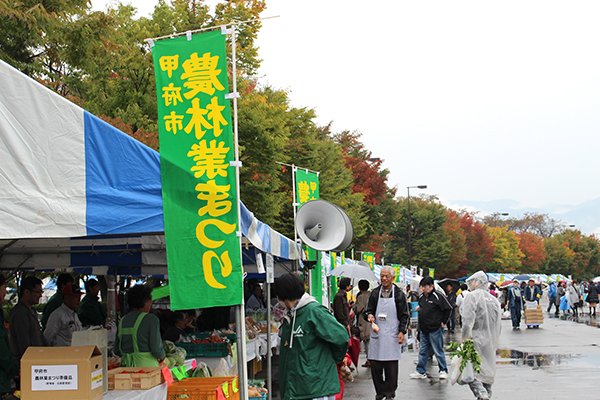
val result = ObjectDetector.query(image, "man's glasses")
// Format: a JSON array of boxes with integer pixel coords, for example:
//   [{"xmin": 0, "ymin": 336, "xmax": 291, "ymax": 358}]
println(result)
[{"xmin": 30, "ymin": 290, "xmax": 43, "ymax": 295}]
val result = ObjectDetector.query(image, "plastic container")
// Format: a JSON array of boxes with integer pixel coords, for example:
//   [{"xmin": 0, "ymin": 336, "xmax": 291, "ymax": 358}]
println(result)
[
  {"xmin": 178, "ymin": 341, "xmax": 230, "ymax": 357},
  {"xmin": 108, "ymin": 367, "xmax": 164, "ymax": 390},
  {"xmin": 166, "ymin": 376, "xmax": 238, "ymax": 400}
]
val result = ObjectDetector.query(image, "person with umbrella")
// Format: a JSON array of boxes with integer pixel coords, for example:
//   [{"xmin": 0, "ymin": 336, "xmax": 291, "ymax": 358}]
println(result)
[
  {"xmin": 585, "ymin": 280, "xmax": 599, "ymax": 316},
  {"xmin": 444, "ymin": 282, "xmax": 457, "ymax": 334},
  {"xmin": 334, "ymin": 277, "xmax": 353, "ymax": 337},
  {"xmin": 364, "ymin": 266, "xmax": 410, "ymax": 400}
]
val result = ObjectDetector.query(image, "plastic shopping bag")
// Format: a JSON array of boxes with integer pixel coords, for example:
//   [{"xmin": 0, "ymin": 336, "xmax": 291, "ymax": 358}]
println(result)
[
  {"xmin": 449, "ymin": 356, "xmax": 461, "ymax": 385},
  {"xmin": 458, "ymin": 360, "xmax": 475, "ymax": 385}
]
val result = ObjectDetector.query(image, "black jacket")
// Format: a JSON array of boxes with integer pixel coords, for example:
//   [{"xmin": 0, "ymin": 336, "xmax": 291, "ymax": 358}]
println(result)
[
  {"xmin": 417, "ymin": 290, "xmax": 453, "ymax": 333},
  {"xmin": 333, "ymin": 290, "xmax": 351, "ymax": 328},
  {"xmin": 364, "ymin": 284, "xmax": 410, "ymax": 334}
]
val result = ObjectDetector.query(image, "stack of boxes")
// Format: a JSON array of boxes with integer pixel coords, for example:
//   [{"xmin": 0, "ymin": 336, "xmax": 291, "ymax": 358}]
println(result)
[{"xmin": 524, "ymin": 301, "xmax": 543, "ymax": 327}]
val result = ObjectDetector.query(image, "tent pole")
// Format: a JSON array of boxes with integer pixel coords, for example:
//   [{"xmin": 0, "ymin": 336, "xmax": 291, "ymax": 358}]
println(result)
[{"xmin": 230, "ymin": 22, "xmax": 249, "ymax": 400}]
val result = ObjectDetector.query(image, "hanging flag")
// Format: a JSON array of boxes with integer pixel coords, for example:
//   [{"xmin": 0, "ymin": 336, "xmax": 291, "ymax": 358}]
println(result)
[
  {"xmin": 392, "ymin": 264, "xmax": 402, "ymax": 283},
  {"xmin": 152, "ymin": 30, "xmax": 242, "ymax": 310},
  {"xmin": 429, "ymin": 268, "xmax": 435, "ymax": 278},
  {"xmin": 294, "ymin": 168, "xmax": 319, "ymax": 261},
  {"xmin": 363, "ymin": 252, "xmax": 375, "ymax": 270}
]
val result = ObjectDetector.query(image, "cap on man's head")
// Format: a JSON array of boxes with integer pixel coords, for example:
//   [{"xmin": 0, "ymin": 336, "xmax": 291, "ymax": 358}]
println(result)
[
  {"xmin": 528, "ymin": 278, "xmax": 535, "ymax": 282},
  {"xmin": 62, "ymin": 283, "xmax": 83, "ymax": 296},
  {"xmin": 513, "ymin": 279, "xmax": 519, "ymax": 282}
]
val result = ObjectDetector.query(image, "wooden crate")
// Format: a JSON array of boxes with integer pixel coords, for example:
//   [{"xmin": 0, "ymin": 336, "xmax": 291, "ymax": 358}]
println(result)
[
  {"xmin": 108, "ymin": 367, "xmax": 164, "ymax": 390},
  {"xmin": 167, "ymin": 376, "xmax": 239, "ymax": 400}
]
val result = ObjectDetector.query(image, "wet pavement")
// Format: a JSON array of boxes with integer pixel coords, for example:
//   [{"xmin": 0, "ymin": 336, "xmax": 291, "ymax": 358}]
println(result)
[{"xmin": 343, "ymin": 301, "xmax": 600, "ymax": 400}]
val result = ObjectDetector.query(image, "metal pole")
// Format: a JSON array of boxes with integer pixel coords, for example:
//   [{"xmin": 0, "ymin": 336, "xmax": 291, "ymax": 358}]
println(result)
[
  {"xmin": 266, "ymin": 282, "xmax": 272, "ymax": 400},
  {"xmin": 407, "ymin": 187, "xmax": 412, "ymax": 269},
  {"xmin": 292, "ymin": 166, "xmax": 299, "ymax": 272},
  {"xmin": 230, "ymin": 22, "xmax": 249, "ymax": 400}
]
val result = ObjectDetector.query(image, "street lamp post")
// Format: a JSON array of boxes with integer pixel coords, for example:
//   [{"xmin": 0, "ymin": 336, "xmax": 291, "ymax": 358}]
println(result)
[{"xmin": 407, "ymin": 185, "xmax": 427, "ymax": 270}]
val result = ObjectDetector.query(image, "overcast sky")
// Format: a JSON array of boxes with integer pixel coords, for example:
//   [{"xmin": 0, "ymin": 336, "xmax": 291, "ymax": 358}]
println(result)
[{"xmin": 92, "ymin": 0, "xmax": 600, "ymax": 211}]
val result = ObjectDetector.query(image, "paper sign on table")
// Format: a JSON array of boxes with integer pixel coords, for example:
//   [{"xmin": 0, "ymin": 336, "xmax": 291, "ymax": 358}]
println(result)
[
  {"xmin": 161, "ymin": 367, "xmax": 174, "ymax": 386},
  {"xmin": 216, "ymin": 386, "xmax": 226, "ymax": 400}
]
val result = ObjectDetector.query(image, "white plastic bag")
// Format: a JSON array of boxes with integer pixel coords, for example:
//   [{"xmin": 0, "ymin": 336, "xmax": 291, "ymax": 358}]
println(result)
[
  {"xmin": 449, "ymin": 356, "xmax": 461, "ymax": 385},
  {"xmin": 458, "ymin": 360, "xmax": 475, "ymax": 385}
]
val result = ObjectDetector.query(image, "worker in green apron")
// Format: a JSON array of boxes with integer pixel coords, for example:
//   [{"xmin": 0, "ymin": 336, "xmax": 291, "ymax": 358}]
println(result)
[{"xmin": 114, "ymin": 284, "xmax": 165, "ymax": 367}]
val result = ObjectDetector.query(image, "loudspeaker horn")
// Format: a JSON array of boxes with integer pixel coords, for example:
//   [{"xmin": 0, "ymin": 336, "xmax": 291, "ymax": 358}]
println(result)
[{"xmin": 295, "ymin": 200, "xmax": 354, "ymax": 252}]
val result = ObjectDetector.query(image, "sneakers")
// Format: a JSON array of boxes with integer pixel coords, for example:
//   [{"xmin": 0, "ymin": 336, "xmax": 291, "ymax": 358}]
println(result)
[
  {"xmin": 409, "ymin": 371, "xmax": 428, "ymax": 379},
  {"xmin": 439, "ymin": 371, "xmax": 448, "ymax": 379}
]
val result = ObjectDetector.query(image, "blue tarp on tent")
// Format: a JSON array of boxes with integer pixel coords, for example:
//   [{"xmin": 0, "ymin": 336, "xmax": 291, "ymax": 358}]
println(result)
[{"xmin": 0, "ymin": 59, "xmax": 299, "ymax": 272}]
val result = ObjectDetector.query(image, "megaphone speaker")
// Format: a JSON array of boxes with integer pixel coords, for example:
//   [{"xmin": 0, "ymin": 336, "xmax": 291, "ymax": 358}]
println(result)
[{"xmin": 295, "ymin": 200, "xmax": 354, "ymax": 252}]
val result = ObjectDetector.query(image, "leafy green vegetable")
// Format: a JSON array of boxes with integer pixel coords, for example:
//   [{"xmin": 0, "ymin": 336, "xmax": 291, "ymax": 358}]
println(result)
[
  {"xmin": 446, "ymin": 340, "xmax": 482, "ymax": 373},
  {"xmin": 163, "ymin": 340, "xmax": 177, "ymax": 355}
]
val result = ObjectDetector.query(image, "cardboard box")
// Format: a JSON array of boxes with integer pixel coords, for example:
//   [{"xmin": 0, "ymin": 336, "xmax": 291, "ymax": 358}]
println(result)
[
  {"xmin": 72, "ymin": 330, "xmax": 108, "ymax": 394},
  {"xmin": 21, "ymin": 345, "xmax": 103, "ymax": 400},
  {"xmin": 107, "ymin": 367, "xmax": 163, "ymax": 390}
]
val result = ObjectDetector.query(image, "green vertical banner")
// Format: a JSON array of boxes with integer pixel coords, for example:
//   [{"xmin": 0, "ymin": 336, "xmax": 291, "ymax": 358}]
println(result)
[
  {"xmin": 429, "ymin": 268, "xmax": 435, "ymax": 278},
  {"xmin": 340, "ymin": 251, "xmax": 346, "ymax": 264},
  {"xmin": 152, "ymin": 31, "xmax": 242, "ymax": 310},
  {"xmin": 392, "ymin": 264, "xmax": 402, "ymax": 283},
  {"xmin": 294, "ymin": 168, "xmax": 322, "ymax": 302},
  {"xmin": 363, "ymin": 252, "xmax": 375, "ymax": 270},
  {"xmin": 294, "ymin": 168, "xmax": 319, "ymax": 261},
  {"xmin": 330, "ymin": 252, "xmax": 337, "ymax": 304}
]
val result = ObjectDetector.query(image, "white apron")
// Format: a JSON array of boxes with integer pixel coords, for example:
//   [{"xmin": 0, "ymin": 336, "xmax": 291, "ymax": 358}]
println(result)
[{"xmin": 368, "ymin": 285, "xmax": 402, "ymax": 361}]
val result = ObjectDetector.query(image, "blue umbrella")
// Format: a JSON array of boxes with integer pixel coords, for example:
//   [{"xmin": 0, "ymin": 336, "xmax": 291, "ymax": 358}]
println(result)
[{"xmin": 513, "ymin": 274, "xmax": 531, "ymax": 281}]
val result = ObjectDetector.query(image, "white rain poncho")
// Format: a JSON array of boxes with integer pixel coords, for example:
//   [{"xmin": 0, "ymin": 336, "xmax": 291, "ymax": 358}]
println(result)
[
  {"xmin": 462, "ymin": 271, "xmax": 502, "ymax": 384},
  {"xmin": 566, "ymin": 283, "xmax": 580, "ymax": 308}
]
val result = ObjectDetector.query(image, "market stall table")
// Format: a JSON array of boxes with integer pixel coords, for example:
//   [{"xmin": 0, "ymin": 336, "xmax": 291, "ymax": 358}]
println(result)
[{"xmin": 104, "ymin": 382, "xmax": 167, "ymax": 400}]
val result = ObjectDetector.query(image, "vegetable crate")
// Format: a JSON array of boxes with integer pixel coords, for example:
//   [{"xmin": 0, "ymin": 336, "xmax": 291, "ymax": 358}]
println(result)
[
  {"xmin": 178, "ymin": 341, "xmax": 230, "ymax": 357},
  {"xmin": 166, "ymin": 376, "xmax": 238, "ymax": 400},
  {"xmin": 108, "ymin": 367, "xmax": 164, "ymax": 390},
  {"xmin": 194, "ymin": 333, "xmax": 236, "ymax": 342}
]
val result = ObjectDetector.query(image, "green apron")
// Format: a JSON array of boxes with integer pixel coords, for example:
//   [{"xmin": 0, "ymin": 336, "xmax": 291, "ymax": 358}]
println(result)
[{"xmin": 118, "ymin": 312, "xmax": 160, "ymax": 367}]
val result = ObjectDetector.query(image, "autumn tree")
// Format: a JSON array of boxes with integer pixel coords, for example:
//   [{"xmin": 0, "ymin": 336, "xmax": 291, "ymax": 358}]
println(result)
[
  {"xmin": 458, "ymin": 212, "xmax": 494, "ymax": 275},
  {"xmin": 333, "ymin": 130, "xmax": 397, "ymax": 260},
  {"xmin": 441, "ymin": 211, "xmax": 467, "ymax": 278},
  {"xmin": 487, "ymin": 226, "xmax": 524, "ymax": 272},
  {"xmin": 516, "ymin": 232, "xmax": 545, "ymax": 272}
]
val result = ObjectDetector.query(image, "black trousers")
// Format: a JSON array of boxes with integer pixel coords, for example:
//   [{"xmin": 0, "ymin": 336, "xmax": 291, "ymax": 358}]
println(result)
[{"xmin": 369, "ymin": 359, "xmax": 398, "ymax": 399}]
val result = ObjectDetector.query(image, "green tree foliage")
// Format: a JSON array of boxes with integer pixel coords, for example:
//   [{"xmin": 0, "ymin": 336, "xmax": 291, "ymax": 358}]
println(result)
[
  {"xmin": 388, "ymin": 195, "xmax": 451, "ymax": 272},
  {"xmin": 0, "ymin": 0, "xmax": 88, "ymax": 74},
  {"xmin": 542, "ymin": 230, "xmax": 600, "ymax": 279}
]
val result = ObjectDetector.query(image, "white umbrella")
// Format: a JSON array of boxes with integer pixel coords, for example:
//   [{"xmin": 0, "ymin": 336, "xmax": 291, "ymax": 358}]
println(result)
[
  {"xmin": 592, "ymin": 276, "xmax": 600, "ymax": 283},
  {"xmin": 329, "ymin": 263, "xmax": 379, "ymax": 282}
]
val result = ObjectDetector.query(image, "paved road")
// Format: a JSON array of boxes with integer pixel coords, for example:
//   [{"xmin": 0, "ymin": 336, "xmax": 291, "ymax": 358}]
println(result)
[{"xmin": 344, "ymin": 303, "xmax": 600, "ymax": 400}]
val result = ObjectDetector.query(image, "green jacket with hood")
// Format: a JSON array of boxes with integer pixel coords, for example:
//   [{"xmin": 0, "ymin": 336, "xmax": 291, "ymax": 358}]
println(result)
[{"xmin": 279, "ymin": 293, "xmax": 349, "ymax": 400}]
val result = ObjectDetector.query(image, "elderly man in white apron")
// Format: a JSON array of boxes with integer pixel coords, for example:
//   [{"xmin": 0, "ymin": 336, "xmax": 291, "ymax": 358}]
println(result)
[{"xmin": 365, "ymin": 266, "xmax": 410, "ymax": 400}]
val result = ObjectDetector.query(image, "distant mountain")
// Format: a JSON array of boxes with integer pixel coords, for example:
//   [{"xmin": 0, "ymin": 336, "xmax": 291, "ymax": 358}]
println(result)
[{"xmin": 445, "ymin": 198, "xmax": 600, "ymax": 235}]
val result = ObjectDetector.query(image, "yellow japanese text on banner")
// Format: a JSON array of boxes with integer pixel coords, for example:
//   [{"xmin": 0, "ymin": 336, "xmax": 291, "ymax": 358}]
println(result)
[{"xmin": 152, "ymin": 31, "xmax": 242, "ymax": 309}]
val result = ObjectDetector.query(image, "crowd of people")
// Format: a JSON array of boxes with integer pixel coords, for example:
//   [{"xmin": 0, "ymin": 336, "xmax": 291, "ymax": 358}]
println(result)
[
  {"xmin": 274, "ymin": 267, "xmax": 504, "ymax": 400},
  {"xmin": 2, "ymin": 268, "xmax": 598, "ymax": 400}
]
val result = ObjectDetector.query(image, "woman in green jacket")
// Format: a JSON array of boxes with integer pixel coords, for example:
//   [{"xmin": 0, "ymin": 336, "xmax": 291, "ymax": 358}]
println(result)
[
  {"xmin": 0, "ymin": 273, "xmax": 19, "ymax": 399},
  {"xmin": 114, "ymin": 284, "xmax": 165, "ymax": 367},
  {"xmin": 274, "ymin": 273, "xmax": 349, "ymax": 400}
]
